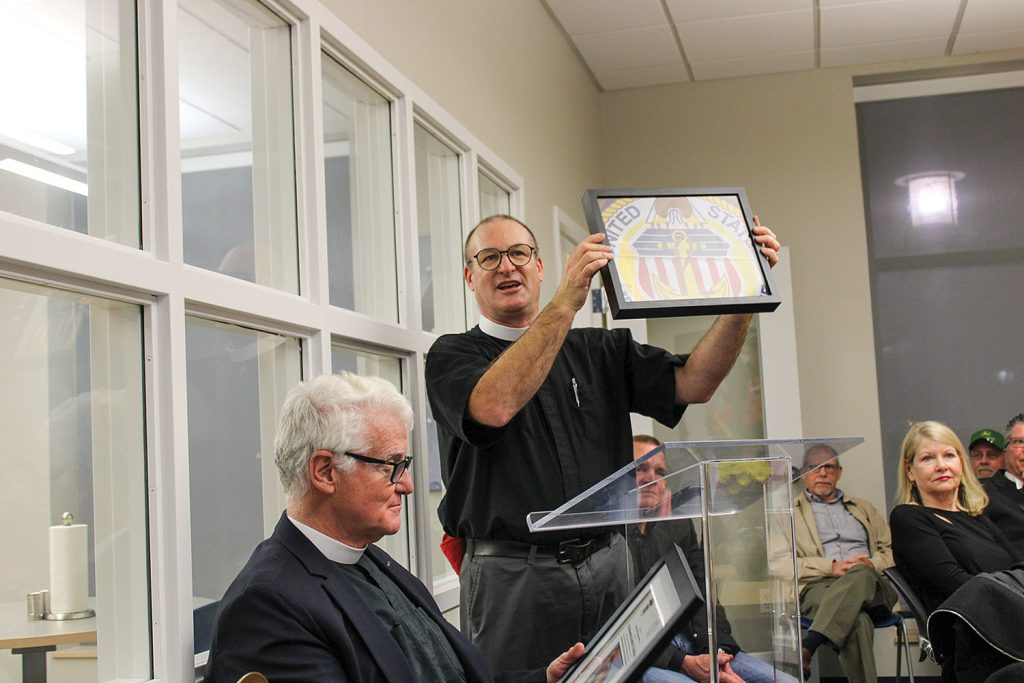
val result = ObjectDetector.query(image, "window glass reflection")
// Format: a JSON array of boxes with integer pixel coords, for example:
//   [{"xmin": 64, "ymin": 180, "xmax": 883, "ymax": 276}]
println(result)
[
  {"xmin": 414, "ymin": 124, "xmax": 464, "ymax": 334},
  {"xmin": 322, "ymin": 53, "xmax": 398, "ymax": 321},
  {"xmin": 179, "ymin": 0, "xmax": 298, "ymax": 291},
  {"xmin": 650, "ymin": 315, "xmax": 765, "ymax": 441},
  {"xmin": 424, "ymin": 400, "xmax": 454, "ymax": 583},
  {"xmin": 0, "ymin": 277, "xmax": 148, "ymax": 682},
  {"xmin": 478, "ymin": 172, "xmax": 510, "ymax": 218},
  {"xmin": 0, "ymin": 0, "xmax": 139, "ymax": 245},
  {"xmin": 186, "ymin": 318, "xmax": 301, "ymax": 622}
]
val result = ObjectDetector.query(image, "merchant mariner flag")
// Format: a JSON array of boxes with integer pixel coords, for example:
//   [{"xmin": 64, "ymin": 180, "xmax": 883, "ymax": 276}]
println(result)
[{"xmin": 581, "ymin": 187, "xmax": 781, "ymax": 319}]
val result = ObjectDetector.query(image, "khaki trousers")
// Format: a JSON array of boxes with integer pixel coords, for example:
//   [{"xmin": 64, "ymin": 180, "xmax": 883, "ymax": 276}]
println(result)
[{"xmin": 800, "ymin": 564, "xmax": 898, "ymax": 683}]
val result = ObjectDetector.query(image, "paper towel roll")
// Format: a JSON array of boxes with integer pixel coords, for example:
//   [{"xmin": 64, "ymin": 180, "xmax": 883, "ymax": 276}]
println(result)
[{"xmin": 49, "ymin": 520, "xmax": 90, "ymax": 614}]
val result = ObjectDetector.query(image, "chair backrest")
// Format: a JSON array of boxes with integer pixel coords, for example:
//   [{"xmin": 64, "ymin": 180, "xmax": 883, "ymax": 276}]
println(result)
[
  {"xmin": 883, "ymin": 566, "xmax": 935, "ymax": 660},
  {"xmin": 237, "ymin": 673, "xmax": 268, "ymax": 683}
]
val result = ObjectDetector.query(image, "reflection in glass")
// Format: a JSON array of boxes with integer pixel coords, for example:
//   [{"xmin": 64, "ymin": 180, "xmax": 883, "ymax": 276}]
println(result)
[
  {"xmin": 322, "ymin": 53, "xmax": 398, "ymax": 321},
  {"xmin": 331, "ymin": 346, "xmax": 410, "ymax": 566},
  {"xmin": 424, "ymin": 400, "xmax": 453, "ymax": 582},
  {"xmin": 179, "ymin": 0, "xmax": 298, "ymax": 292},
  {"xmin": 478, "ymin": 172, "xmax": 510, "ymax": 218},
  {"xmin": 0, "ymin": 277, "xmax": 148, "ymax": 681},
  {"xmin": 650, "ymin": 316, "xmax": 764, "ymax": 441},
  {"xmin": 0, "ymin": 0, "xmax": 139, "ymax": 245},
  {"xmin": 529, "ymin": 438, "xmax": 854, "ymax": 682},
  {"xmin": 414, "ymin": 124, "xmax": 464, "ymax": 334},
  {"xmin": 186, "ymin": 318, "xmax": 300, "ymax": 615}
]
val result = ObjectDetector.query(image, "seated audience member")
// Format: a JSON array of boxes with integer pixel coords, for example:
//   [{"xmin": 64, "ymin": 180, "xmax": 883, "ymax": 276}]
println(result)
[
  {"xmin": 890, "ymin": 420, "xmax": 1024, "ymax": 683},
  {"xmin": 631, "ymin": 435, "xmax": 798, "ymax": 683},
  {"xmin": 793, "ymin": 444, "xmax": 896, "ymax": 683},
  {"xmin": 967, "ymin": 428, "xmax": 1005, "ymax": 479},
  {"xmin": 981, "ymin": 413, "xmax": 1024, "ymax": 546},
  {"xmin": 205, "ymin": 372, "xmax": 582, "ymax": 683}
]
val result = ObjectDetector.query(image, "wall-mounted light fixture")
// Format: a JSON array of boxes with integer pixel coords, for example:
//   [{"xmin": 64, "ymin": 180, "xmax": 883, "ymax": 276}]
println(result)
[{"xmin": 894, "ymin": 171, "xmax": 964, "ymax": 226}]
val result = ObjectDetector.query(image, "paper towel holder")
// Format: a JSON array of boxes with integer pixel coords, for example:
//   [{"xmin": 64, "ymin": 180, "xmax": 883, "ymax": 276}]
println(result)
[{"xmin": 43, "ymin": 512, "xmax": 96, "ymax": 621}]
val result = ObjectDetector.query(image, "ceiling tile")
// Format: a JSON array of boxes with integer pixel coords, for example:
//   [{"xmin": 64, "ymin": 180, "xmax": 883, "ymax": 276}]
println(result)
[
  {"xmin": 596, "ymin": 63, "xmax": 692, "ymax": 90},
  {"xmin": 954, "ymin": 27, "xmax": 1024, "ymax": 55},
  {"xmin": 958, "ymin": 0, "xmax": 1024, "ymax": 32},
  {"xmin": 573, "ymin": 26, "xmax": 681, "ymax": 73},
  {"xmin": 691, "ymin": 51, "xmax": 815, "ymax": 80},
  {"xmin": 665, "ymin": 0, "xmax": 810, "ymax": 23},
  {"xmin": 545, "ymin": 0, "xmax": 666, "ymax": 35},
  {"xmin": 821, "ymin": 35, "xmax": 948, "ymax": 66},
  {"xmin": 675, "ymin": 9, "xmax": 813, "ymax": 62},
  {"xmin": 820, "ymin": 0, "xmax": 960, "ymax": 47}
]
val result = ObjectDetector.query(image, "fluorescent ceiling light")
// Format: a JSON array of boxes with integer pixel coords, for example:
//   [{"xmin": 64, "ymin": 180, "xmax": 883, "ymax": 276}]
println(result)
[{"xmin": 0, "ymin": 158, "xmax": 88, "ymax": 196}]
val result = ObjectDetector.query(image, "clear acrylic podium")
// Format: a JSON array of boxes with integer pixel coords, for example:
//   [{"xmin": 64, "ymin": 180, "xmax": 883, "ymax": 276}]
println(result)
[{"xmin": 528, "ymin": 437, "xmax": 862, "ymax": 683}]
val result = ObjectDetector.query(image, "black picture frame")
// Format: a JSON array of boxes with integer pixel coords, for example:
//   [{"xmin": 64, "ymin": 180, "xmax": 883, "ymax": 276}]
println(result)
[
  {"xmin": 559, "ymin": 544, "xmax": 702, "ymax": 683},
  {"xmin": 581, "ymin": 187, "xmax": 781, "ymax": 319}
]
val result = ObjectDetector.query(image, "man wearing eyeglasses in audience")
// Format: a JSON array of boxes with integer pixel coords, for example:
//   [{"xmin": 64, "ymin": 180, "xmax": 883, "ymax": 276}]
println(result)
[
  {"xmin": 205, "ymin": 372, "xmax": 583, "ymax": 683},
  {"xmin": 793, "ymin": 444, "xmax": 896, "ymax": 683},
  {"xmin": 426, "ymin": 214, "xmax": 781, "ymax": 671},
  {"xmin": 981, "ymin": 413, "xmax": 1024, "ymax": 547}
]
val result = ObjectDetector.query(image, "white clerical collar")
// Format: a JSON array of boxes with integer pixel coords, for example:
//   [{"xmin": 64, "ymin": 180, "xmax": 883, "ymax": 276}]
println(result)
[
  {"xmin": 287, "ymin": 515, "xmax": 365, "ymax": 564},
  {"xmin": 1005, "ymin": 469, "xmax": 1024, "ymax": 490},
  {"xmin": 478, "ymin": 316, "xmax": 528, "ymax": 342}
]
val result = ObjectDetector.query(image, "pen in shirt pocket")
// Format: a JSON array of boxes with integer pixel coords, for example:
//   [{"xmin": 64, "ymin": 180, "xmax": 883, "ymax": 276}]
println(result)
[{"xmin": 571, "ymin": 377, "xmax": 580, "ymax": 407}]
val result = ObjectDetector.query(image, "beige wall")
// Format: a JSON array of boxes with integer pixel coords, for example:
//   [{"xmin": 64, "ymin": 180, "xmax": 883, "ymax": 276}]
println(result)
[{"xmin": 322, "ymin": 0, "xmax": 605, "ymax": 303}]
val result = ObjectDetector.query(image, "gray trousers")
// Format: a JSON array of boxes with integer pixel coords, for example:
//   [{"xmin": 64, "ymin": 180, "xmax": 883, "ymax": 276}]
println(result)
[
  {"xmin": 460, "ymin": 534, "xmax": 629, "ymax": 672},
  {"xmin": 800, "ymin": 564, "xmax": 898, "ymax": 683}
]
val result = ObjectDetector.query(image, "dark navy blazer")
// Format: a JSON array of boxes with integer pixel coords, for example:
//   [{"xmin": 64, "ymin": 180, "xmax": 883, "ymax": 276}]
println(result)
[
  {"xmin": 206, "ymin": 512, "xmax": 542, "ymax": 683},
  {"xmin": 983, "ymin": 472, "xmax": 1024, "ymax": 548}
]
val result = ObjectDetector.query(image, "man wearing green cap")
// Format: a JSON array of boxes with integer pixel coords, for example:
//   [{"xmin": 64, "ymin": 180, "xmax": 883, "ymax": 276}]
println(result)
[{"xmin": 968, "ymin": 428, "xmax": 1006, "ymax": 479}]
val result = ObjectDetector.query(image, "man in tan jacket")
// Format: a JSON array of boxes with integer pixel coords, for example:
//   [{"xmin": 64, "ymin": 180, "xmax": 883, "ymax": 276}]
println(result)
[{"xmin": 794, "ymin": 445, "xmax": 897, "ymax": 683}]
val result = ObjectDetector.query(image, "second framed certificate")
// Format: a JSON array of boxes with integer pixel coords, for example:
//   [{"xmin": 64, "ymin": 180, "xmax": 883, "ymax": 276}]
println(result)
[{"xmin": 581, "ymin": 187, "xmax": 781, "ymax": 319}]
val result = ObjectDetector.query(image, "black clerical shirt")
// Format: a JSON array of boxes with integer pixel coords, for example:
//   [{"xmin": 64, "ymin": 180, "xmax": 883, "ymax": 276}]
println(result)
[{"xmin": 426, "ymin": 324, "xmax": 685, "ymax": 543}]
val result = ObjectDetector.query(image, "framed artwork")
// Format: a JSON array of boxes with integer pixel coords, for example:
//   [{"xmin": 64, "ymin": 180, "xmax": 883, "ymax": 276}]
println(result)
[
  {"xmin": 560, "ymin": 544, "xmax": 702, "ymax": 683},
  {"xmin": 581, "ymin": 187, "xmax": 781, "ymax": 319}
]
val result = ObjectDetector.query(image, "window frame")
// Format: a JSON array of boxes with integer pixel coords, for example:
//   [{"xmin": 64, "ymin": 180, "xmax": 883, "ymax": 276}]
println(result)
[{"xmin": 0, "ymin": 0, "xmax": 525, "ymax": 680}]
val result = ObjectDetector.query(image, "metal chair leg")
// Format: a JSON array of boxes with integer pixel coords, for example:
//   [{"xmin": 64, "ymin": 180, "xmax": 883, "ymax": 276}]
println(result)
[{"xmin": 899, "ymin": 618, "xmax": 914, "ymax": 683}]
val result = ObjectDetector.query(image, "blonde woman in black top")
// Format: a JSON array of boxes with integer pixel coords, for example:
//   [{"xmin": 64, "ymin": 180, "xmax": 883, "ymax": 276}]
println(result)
[{"xmin": 890, "ymin": 420, "xmax": 1022, "ymax": 683}]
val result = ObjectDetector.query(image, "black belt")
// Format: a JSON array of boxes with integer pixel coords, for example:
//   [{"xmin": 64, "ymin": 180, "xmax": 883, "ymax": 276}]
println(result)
[{"xmin": 468, "ymin": 534, "xmax": 613, "ymax": 565}]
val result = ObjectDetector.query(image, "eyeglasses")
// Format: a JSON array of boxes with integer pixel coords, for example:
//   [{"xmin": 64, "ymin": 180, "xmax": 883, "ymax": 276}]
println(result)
[
  {"xmin": 342, "ymin": 451, "xmax": 413, "ymax": 484},
  {"xmin": 467, "ymin": 243, "xmax": 536, "ymax": 270},
  {"xmin": 1007, "ymin": 438, "xmax": 1024, "ymax": 449},
  {"xmin": 807, "ymin": 463, "xmax": 840, "ymax": 473}
]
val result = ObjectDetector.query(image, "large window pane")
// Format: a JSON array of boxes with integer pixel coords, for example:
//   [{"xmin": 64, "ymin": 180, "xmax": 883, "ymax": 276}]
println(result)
[
  {"xmin": 322, "ymin": 53, "xmax": 398, "ymax": 321},
  {"xmin": 0, "ymin": 278, "xmax": 148, "ymax": 682},
  {"xmin": 478, "ymin": 171, "xmax": 510, "ymax": 218},
  {"xmin": 186, "ymin": 319, "xmax": 300, "ymax": 615},
  {"xmin": 331, "ymin": 346, "xmax": 410, "ymax": 566},
  {"xmin": 179, "ymin": 0, "xmax": 298, "ymax": 292},
  {"xmin": 857, "ymin": 85, "xmax": 1024, "ymax": 503},
  {"xmin": 0, "ymin": 0, "xmax": 139, "ymax": 245},
  {"xmin": 414, "ymin": 124, "xmax": 464, "ymax": 334}
]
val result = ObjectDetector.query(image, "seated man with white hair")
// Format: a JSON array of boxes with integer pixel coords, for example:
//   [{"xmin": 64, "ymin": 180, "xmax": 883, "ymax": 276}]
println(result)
[{"xmin": 205, "ymin": 372, "xmax": 582, "ymax": 683}]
